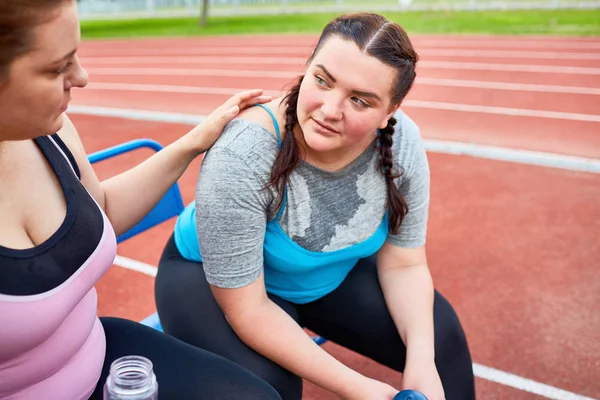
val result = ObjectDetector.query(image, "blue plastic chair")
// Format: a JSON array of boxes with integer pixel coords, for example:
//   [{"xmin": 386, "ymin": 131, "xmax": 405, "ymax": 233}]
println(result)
[
  {"xmin": 89, "ymin": 138, "xmax": 327, "ymax": 343},
  {"xmin": 88, "ymin": 139, "xmax": 184, "ymax": 244}
]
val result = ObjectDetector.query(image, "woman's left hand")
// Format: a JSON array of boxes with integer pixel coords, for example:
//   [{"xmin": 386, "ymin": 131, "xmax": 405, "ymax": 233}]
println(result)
[
  {"xmin": 401, "ymin": 358, "xmax": 445, "ymax": 400},
  {"xmin": 186, "ymin": 89, "xmax": 272, "ymax": 154}
]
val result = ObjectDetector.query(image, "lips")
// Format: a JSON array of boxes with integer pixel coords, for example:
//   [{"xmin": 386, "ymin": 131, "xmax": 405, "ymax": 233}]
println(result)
[
  {"xmin": 312, "ymin": 118, "xmax": 339, "ymax": 134},
  {"xmin": 60, "ymin": 98, "xmax": 70, "ymax": 113}
]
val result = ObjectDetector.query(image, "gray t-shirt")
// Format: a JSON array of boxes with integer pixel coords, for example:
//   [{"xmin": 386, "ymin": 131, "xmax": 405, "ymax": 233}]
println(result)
[{"xmin": 195, "ymin": 109, "xmax": 430, "ymax": 289}]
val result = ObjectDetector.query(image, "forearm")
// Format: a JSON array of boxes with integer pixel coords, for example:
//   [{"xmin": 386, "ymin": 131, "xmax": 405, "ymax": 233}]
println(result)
[
  {"xmin": 229, "ymin": 299, "xmax": 365, "ymax": 399},
  {"xmin": 101, "ymin": 135, "xmax": 198, "ymax": 236},
  {"xmin": 378, "ymin": 264, "xmax": 435, "ymax": 362}
]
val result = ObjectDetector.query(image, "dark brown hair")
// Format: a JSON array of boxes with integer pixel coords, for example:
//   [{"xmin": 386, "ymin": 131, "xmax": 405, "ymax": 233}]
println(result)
[
  {"xmin": 269, "ymin": 12, "xmax": 419, "ymax": 234},
  {"xmin": 0, "ymin": 0, "xmax": 69, "ymax": 77}
]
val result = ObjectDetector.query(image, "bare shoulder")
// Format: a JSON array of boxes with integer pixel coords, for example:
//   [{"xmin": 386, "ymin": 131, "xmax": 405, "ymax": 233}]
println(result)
[{"xmin": 235, "ymin": 98, "xmax": 285, "ymax": 140}]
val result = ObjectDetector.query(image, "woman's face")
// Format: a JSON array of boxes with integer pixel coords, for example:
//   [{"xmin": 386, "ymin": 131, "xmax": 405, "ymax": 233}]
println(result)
[
  {"xmin": 296, "ymin": 35, "xmax": 400, "ymax": 156},
  {"xmin": 0, "ymin": 0, "xmax": 88, "ymax": 141}
]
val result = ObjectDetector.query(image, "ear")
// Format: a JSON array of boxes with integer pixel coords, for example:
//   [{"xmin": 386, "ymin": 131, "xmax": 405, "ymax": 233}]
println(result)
[{"xmin": 378, "ymin": 103, "xmax": 401, "ymax": 129}]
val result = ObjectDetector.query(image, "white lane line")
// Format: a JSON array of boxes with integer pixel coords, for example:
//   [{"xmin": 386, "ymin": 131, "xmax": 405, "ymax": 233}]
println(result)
[
  {"xmin": 420, "ymin": 48, "xmax": 600, "ymax": 60},
  {"xmin": 472, "ymin": 363, "xmax": 598, "ymax": 400},
  {"xmin": 85, "ymin": 82, "xmax": 283, "ymax": 97},
  {"xmin": 84, "ymin": 67, "xmax": 600, "ymax": 95},
  {"xmin": 420, "ymin": 61, "xmax": 600, "ymax": 75},
  {"xmin": 413, "ymin": 40, "xmax": 600, "ymax": 50},
  {"xmin": 406, "ymin": 100, "xmax": 600, "ymax": 123},
  {"xmin": 424, "ymin": 139, "xmax": 600, "ymax": 173},
  {"xmin": 79, "ymin": 47, "xmax": 600, "ymax": 60},
  {"xmin": 87, "ymin": 67, "xmax": 298, "ymax": 79},
  {"xmin": 79, "ymin": 56, "xmax": 600, "ymax": 75},
  {"xmin": 68, "ymin": 105, "xmax": 600, "ymax": 173},
  {"xmin": 110, "ymin": 255, "xmax": 598, "ymax": 400},
  {"xmin": 80, "ymin": 55, "xmax": 306, "ymax": 65},
  {"xmin": 79, "ymin": 83, "xmax": 600, "ymax": 123},
  {"xmin": 417, "ymin": 77, "xmax": 600, "ymax": 95},
  {"xmin": 113, "ymin": 255, "xmax": 157, "ymax": 277}
]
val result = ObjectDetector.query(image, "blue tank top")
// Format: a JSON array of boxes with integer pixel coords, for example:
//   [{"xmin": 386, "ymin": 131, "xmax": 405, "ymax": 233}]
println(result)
[{"xmin": 175, "ymin": 104, "xmax": 389, "ymax": 304}]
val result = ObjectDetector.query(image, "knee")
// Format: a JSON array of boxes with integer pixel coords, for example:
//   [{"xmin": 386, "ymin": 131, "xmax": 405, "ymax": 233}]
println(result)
[
  {"xmin": 433, "ymin": 292, "xmax": 470, "ymax": 357},
  {"xmin": 243, "ymin": 358, "xmax": 302, "ymax": 400},
  {"xmin": 238, "ymin": 378, "xmax": 283, "ymax": 400}
]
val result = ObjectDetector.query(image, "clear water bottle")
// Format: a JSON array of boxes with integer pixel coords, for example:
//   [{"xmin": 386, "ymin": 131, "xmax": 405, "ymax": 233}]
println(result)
[{"xmin": 103, "ymin": 355, "xmax": 158, "ymax": 400}]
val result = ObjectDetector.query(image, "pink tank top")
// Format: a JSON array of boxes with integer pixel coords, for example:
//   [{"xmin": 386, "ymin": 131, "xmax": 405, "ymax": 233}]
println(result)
[{"xmin": 0, "ymin": 135, "xmax": 116, "ymax": 399}]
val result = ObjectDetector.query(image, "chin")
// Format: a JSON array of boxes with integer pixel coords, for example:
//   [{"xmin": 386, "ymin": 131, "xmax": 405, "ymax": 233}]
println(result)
[
  {"xmin": 303, "ymin": 130, "xmax": 341, "ymax": 153},
  {"xmin": 47, "ymin": 114, "xmax": 65, "ymax": 134}
]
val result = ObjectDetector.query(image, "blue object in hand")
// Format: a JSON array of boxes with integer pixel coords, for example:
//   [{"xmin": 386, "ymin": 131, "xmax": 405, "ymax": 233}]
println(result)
[{"xmin": 393, "ymin": 389, "xmax": 428, "ymax": 400}]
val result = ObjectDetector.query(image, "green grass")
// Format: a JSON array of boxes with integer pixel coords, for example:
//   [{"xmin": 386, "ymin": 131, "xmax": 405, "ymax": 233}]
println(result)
[{"xmin": 80, "ymin": 9, "xmax": 600, "ymax": 39}]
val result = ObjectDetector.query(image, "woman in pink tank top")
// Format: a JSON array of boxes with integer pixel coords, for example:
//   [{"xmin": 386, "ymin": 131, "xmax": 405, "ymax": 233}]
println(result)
[{"xmin": 0, "ymin": 1, "xmax": 281, "ymax": 399}]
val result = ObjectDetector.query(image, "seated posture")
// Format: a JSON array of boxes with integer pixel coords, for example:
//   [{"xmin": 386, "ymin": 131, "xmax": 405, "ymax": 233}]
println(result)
[
  {"xmin": 0, "ymin": 1, "xmax": 281, "ymax": 399},
  {"xmin": 155, "ymin": 12, "xmax": 476, "ymax": 400}
]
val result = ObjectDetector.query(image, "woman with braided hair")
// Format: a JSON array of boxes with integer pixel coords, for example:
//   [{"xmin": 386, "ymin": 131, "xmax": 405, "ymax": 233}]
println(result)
[{"xmin": 155, "ymin": 12, "xmax": 476, "ymax": 400}]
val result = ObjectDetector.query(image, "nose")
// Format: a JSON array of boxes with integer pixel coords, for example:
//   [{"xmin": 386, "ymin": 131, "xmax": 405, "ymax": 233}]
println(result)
[
  {"xmin": 64, "ymin": 56, "xmax": 89, "ymax": 90},
  {"xmin": 320, "ymin": 94, "xmax": 343, "ymax": 121}
]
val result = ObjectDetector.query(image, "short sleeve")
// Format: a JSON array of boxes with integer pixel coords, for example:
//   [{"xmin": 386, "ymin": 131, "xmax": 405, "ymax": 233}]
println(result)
[
  {"xmin": 195, "ymin": 147, "xmax": 271, "ymax": 289},
  {"xmin": 385, "ymin": 112, "xmax": 431, "ymax": 248}
]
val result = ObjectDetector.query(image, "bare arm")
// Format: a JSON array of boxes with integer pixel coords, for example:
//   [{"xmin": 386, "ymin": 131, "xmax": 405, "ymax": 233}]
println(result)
[
  {"xmin": 57, "ymin": 89, "xmax": 270, "ymax": 236},
  {"xmin": 376, "ymin": 112, "xmax": 445, "ymax": 399},
  {"xmin": 211, "ymin": 277, "xmax": 398, "ymax": 400},
  {"xmin": 377, "ymin": 244, "xmax": 435, "ymax": 362}
]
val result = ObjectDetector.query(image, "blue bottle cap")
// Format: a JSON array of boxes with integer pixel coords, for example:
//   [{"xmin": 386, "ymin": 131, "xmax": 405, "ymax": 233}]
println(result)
[{"xmin": 393, "ymin": 389, "xmax": 428, "ymax": 400}]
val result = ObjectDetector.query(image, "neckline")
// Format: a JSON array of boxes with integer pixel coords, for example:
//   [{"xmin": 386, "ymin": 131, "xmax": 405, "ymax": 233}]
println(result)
[{"xmin": 0, "ymin": 136, "xmax": 76, "ymax": 258}]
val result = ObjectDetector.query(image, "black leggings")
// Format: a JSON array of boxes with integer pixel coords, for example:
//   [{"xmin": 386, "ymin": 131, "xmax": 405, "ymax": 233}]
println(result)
[
  {"xmin": 155, "ymin": 235, "xmax": 476, "ymax": 400},
  {"xmin": 89, "ymin": 317, "xmax": 281, "ymax": 399}
]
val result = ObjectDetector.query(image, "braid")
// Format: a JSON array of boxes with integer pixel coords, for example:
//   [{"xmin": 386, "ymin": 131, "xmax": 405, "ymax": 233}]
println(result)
[
  {"xmin": 378, "ymin": 116, "xmax": 408, "ymax": 234},
  {"xmin": 267, "ymin": 75, "xmax": 303, "ymax": 213}
]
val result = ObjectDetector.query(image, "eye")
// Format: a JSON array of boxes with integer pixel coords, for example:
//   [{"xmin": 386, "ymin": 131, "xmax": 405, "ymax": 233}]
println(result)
[
  {"xmin": 351, "ymin": 96, "xmax": 368, "ymax": 108},
  {"xmin": 57, "ymin": 62, "xmax": 73, "ymax": 75},
  {"xmin": 314, "ymin": 75, "xmax": 328, "ymax": 86}
]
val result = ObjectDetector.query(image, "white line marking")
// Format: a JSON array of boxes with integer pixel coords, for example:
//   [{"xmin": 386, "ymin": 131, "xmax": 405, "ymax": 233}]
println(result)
[
  {"xmin": 80, "ymin": 47, "xmax": 311, "ymax": 57},
  {"xmin": 414, "ymin": 40, "xmax": 600, "ymax": 50},
  {"xmin": 417, "ymin": 77, "xmax": 600, "ymax": 95},
  {"xmin": 68, "ymin": 105, "xmax": 600, "ymax": 173},
  {"xmin": 424, "ymin": 139, "xmax": 600, "ymax": 173},
  {"xmin": 420, "ymin": 48, "xmax": 600, "ymax": 60},
  {"xmin": 420, "ymin": 61, "xmax": 600, "ymax": 75},
  {"xmin": 80, "ymin": 46, "xmax": 600, "ymax": 60},
  {"xmin": 79, "ymin": 56, "xmax": 600, "ymax": 75},
  {"xmin": 80, "ymin": 55, "xmax": 306, "ymax": 65},
  {"xmin": 110, "ymin": 255, "xmax": 598, "ymax": 400},
  {"xmin": 84, "ymin": 67, "xmax": 600, "ymax": 95},
  {"xmin": 80, "ymin": 83, "xmax": 600, "ymax": 122},
  {"xmin": 472, "ymin": 363, "xmax": 598, "ymax": 400},
  {"xmin": 87, "ymin": 67, "xmax": 298, "ymax": 79},
  {"xmin": 113, "ymin": 255, "xmax": 157, "ymax": 277},
  {"xmin": 86, "ymin": 82, "xmax": 284, "ymax": 97},
  {"xmin": 406, "ymin": 100, "xmax": 600, "ymax": 123}
]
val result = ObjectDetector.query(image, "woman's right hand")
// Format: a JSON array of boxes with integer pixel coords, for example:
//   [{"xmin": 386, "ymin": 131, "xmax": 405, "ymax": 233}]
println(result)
[
  {"xmin": 182, "ymin": 89, "xmax": 272, "ymax": 155},
  {"xmin": 346, "ymin": 376, "xmax": 399, "ymax": 400}
]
